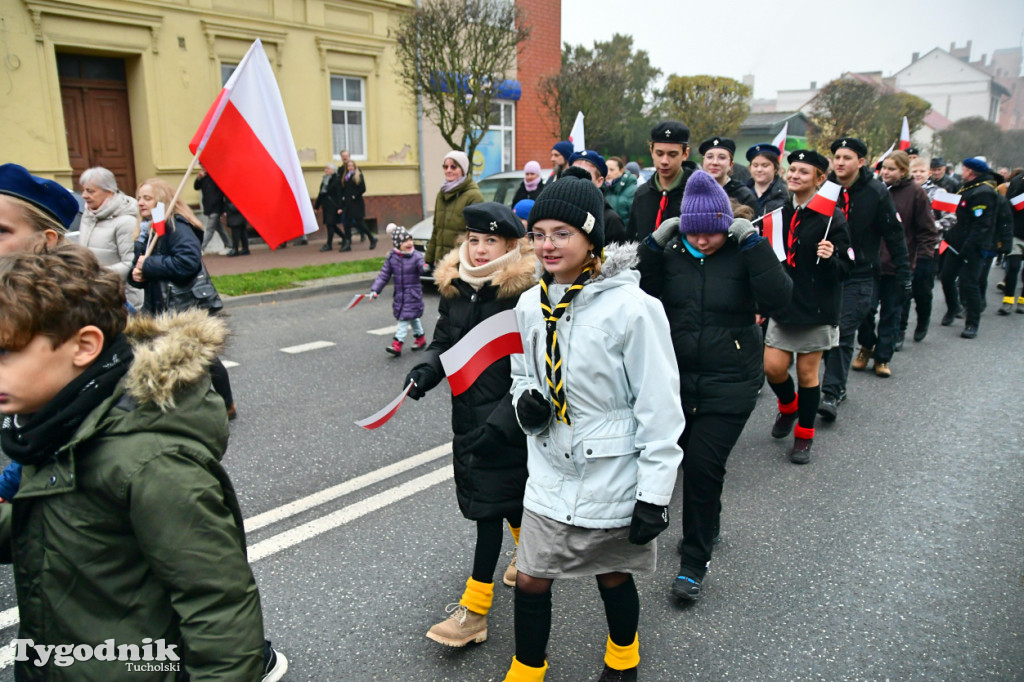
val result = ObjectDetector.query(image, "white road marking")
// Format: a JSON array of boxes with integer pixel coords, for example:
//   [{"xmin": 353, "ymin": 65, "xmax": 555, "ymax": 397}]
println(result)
[
  {"xmin": 244, "ymin": 442, "xmax": 451, "ymax": 532},
  {"xmin": 221, "ymin": 360, "xmax": 240, "ymax": 369},
  {"xmin": 247, "ymin": 465, "xmax": 452, "ymax": 562},
  {"xmin": 0, "ymin": 442, "xmax": 455, "ymax": 648},
  {"xmin": 280, "ymin": 340, "xmax": 336, "ymax": 354},
  {"xmin": 367, "ymin": 325, "xmax": 398, "ymax": 336}
]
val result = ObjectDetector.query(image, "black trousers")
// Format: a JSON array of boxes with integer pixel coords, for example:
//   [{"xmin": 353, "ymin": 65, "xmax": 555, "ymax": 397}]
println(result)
[
  {"xmin": 229, "ymin": 224, "xmax": 249, "ymax": 253},
  {"xmin": 856, "ymin": 276, "xmax": 904, "ymax": 363},
  {"xmin": 1003, "ymin": 254, "xmax": 1024, "ymax": 298},
  {"xmin": 209, "ymin": 356, "xmax": 233, "ymax": 407},
  {"xmin": 323, "ymin": 219, "xmax": 345, "ymax": 247},
  {"xmin": 678, "ymin": 411, "xmax": 750, "ymax": 578},
  {"xmin": 940, "ymin": 246, "xmax": 985, "ymax": 327},
  {"xmin": 345, "ymin": 215, "xmax": 372, "ymax": 242},
  {"xmin": 900, "ymin": 258, "xmax": 936, "ymax": 335}
]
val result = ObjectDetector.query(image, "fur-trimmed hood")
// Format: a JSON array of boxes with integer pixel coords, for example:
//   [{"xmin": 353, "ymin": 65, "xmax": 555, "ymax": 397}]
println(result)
[
  {"xmin": 123, "ymin": 309, "xmax": 228, "ymax": 411},
  {"xmin": 434, "ymin": 240, "xmax": 538, "ymax": 299}
]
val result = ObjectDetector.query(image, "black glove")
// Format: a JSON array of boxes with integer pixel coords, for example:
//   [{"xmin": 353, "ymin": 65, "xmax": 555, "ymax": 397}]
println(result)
[
  {"xmin": 628, "ymin": 501, "xmax": 669, "ymax": 545},
  {"xmin": 461, "ymin": 423, "xmax": 502, "ymax": 455},
  {"xmin": 516, "ymin": 389, "xmax": 551, "ymax": 429},
  {"xmin": 405, "ymin": 368, "xmax": 431, "ymax": 400}
]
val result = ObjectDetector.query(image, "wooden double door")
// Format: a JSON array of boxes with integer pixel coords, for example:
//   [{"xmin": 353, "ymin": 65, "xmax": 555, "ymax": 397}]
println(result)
[{"xmin": 58, "ymin": 54, "xmax": 136, "ymax": 193}]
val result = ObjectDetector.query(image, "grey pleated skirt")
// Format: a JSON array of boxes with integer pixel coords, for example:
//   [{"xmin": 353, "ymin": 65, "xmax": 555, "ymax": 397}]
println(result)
[
  {"xmin": 516, "ymin": 508, "xmax": 657, "ymax": 579},
  {"xmin": 765, "ymin": 319, "xmax": 839, "ymax": 353}
]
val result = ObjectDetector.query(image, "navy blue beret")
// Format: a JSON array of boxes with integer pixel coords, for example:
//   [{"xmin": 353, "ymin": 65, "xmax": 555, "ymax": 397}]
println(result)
[{"xmin": 0, "ymin": 163, "xmax": 78, "ymax": 229}]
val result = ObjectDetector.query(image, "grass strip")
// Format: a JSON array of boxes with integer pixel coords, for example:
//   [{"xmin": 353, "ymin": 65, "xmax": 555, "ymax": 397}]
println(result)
[{"xmin": 211, "ymin": 257, "xmax": 384, "ymax": 296}]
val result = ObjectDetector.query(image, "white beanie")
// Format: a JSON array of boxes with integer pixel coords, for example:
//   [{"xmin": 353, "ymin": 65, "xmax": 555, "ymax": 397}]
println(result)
[{"xmin": 443, "ymin": 150, "xmax": 470, "ymax": 176}]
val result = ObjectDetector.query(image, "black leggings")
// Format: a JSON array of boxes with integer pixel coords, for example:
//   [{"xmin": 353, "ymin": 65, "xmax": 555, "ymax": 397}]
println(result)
[
  {"xmin": 471, "ymin": 511, "xmax": 522, "ymax": 583},
  {"xmin": 230, "ymin": 225, "xmax": 249, "ymax": 253},
  {"xmin": 1004, "ymin": 254, "xmax": 1024, "ymax": 298},
  {"xmin": 345, "ymin": 216, "xmax": 372, "ymax": 242},
  {"xmin": 209, "ymin": 357, "xmax": 233, "ymax": 408}
]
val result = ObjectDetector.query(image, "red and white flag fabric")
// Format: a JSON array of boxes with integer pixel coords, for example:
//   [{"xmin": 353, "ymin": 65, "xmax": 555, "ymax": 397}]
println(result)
[
  {"xmin": 150, "ymin": 202, "xmax": 167, "ymax": 237},
  {"xmin": 569, "ymin": 112, "xmax": 586, "ymax": 152},
  {"xmin": 1011, "ymin": 193, "xmax": 1024, "ymax": 212},
  {"xmin": 807, "ymin": 181, "xmax": 842, "ymax": 216},
  {"xmin": 759, "ymin": 208, "xmax": 785, "ymax": 261},
  {"xmin": 355, "ymin": 382, "xmax": 414, "ymax": 430},
  {"xmin": 899, "ymin": 116, "xmax": 911, "ymax": 151},
  {"xmin": 344, "ymin": 294, "xmax": 365, "ymax": 311},
  {"xmin": 771, "ymin": 122, "xmax": 788, "ymax": 158},
  {"xmin": 932, "ymin": 189, "xmax": 960, "ymax": 213},
  {"xmin": 877, "ymin": 141, "xmax": 895, "ymax": 165},
  {"xmin": 188, "ymin": 40, "xmax": 317, "ymax": 249},
  {"xmin": 440, "ymin": 309, "xmax": 523, "ymax": 396}
]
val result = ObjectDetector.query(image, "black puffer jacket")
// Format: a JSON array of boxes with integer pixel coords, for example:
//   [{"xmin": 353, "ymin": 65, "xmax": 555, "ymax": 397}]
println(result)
[
  {"xmin": 724, "ymin": 178, "xmax": 758, "ymax": 214},
  {"xmin": 747, "ymin": 176, "xmax": 788, "ymax": 216},
  {"xmin": 638, "ymin": 235, "xmax": 792, "ymax": 417},
  {"xmin": 948, "ymin": 174, "xmax": 998, "ymax": 253},
  {"xmin": 412, "ymin": 245, "xmax": 537, "ymax": 520},
  {"xmin": 772, "ymin": 202, "xmax": 854, "ymax": 326},
  {"xmin": 827, "ymin": 166, "xmax": 910, "ymax": 284},
  {"xmin": 626, "ymin": 161, "xmax": 697, "ymax": 241},
  {"xmin": 1008, "ymin": 175, "xmax": 1024, "ymax": 241}
]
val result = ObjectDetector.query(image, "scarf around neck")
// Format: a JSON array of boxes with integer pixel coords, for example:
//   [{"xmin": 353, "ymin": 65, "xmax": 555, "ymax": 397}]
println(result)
[
  {"xmin": 440, "ymin": 174, "xmax": 468, "ymax": 195},
  {"xmin": 523, "ymin": 176, "xmax": 541, "ymax": 192},
  {"xmin": 1, "ymin": 334, "xmax": 133, "ymax": 466},
  {"xmin": 539, "ymin": 268, "xmax": 592, "ymax": 425},
  {"xmin": 457, "ymin": 240, "xmax": 522, "ymax": 290}
]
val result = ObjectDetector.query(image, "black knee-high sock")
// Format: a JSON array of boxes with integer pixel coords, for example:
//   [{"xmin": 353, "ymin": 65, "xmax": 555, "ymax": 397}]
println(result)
[
  {"xmin": 471, "ymin": 518, "xmax": 504, "ymax": 583},
  {"xmin": 597, "ymin": 577, "xmax": 639, "ymax": 647},
  {"xmin": 797, "ymin": 385, "xmax": 820, "ymax": 431},
  {"xmin": 514, "ymin": 587, "xmax": 551, "ymax": 668},
  {"xmin": 506, "ymin": 507, "xmax": 523, "ymax": 529},
  {"xmin": 769, "ymin": 375, "xmax": 796, "ymax": 406}
]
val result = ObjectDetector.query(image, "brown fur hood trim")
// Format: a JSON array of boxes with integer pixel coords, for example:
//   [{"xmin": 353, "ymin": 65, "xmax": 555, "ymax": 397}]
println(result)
[
  {"xmin": 434, "ymin": 241, "xmax": 537, "ymax": 299},
  {"xmin": 123, "ymin": 309, "xmax": 227, "ymax": 411}
]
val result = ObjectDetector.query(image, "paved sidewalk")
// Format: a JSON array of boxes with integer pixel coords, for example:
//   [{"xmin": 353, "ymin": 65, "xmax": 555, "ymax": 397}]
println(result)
[{"xmin": 203, "ymin": 227, "xmax": 382, "ymax": 278}]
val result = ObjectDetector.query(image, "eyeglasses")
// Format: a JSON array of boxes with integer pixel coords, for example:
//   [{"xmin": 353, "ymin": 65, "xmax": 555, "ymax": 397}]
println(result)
[
  {"xmin": 442, "ymin": 163, "xmax": 460, "ymax": 170},
  {"xmin": 526, "ymin": 230, "xmax": 575, "ymax": 247}
]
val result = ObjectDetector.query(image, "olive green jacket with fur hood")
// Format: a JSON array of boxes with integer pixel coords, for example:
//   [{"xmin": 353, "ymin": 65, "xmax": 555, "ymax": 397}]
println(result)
[
  {"xmin": 0, "ymin": 310, "xmax": 264, "ymax": 681},
  {"xmin": 424, "ymin": 177, "xmax": 483, "ymax": 265}
]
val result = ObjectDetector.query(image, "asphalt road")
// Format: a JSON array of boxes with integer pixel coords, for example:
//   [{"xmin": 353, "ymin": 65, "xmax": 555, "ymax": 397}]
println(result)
[{"xmin": 0, "ymin": 279, "xmax": 1021, "ymax": 681}]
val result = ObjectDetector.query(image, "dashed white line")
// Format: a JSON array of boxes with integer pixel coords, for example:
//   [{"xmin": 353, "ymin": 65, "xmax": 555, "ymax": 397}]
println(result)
[
  {"xmin": 367, "ymin": 325, "xmax": 398, "ymax": 336},
  {"xmin": 280, "ymin": 340, "xmax": 336, "ymax": 354}
]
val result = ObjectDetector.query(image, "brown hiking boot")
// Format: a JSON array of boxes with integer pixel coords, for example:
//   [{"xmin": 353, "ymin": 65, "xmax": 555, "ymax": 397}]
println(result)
[
  {"xmin": 874, "ymin": 362, "xmax": 891, "ymax": 378},
  {"xmin": 502, "ymin": 549, "xmax": 518, "ymax": 587},
  {"xmin": 426, "ymin": 603, "xmax": 488, "ymax": 647},
  {"xmin": 851, "ymin": 347, "xmax": 872, "ymax": 371}
]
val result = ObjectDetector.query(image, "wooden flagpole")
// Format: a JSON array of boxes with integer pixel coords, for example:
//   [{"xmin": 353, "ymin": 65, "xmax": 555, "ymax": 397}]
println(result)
[
  {"xmin": 816, "ymin": 214, "xmax": 834, "ymax": 265},
  {"xmin": 145, "ymin": 150, "xmax": 201, "ymax": 257}
]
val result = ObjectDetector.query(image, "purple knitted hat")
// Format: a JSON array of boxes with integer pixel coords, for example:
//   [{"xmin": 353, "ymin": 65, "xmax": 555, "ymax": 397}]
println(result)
[{"xmin": 679, "ymin": 170, "xmax": 732, "ymax": 235}]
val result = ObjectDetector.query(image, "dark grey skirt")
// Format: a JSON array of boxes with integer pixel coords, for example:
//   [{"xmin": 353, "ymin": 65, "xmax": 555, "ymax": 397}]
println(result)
[{"xmin": 765, "ymin": 319, "xmax": 839, "ymax": 353}]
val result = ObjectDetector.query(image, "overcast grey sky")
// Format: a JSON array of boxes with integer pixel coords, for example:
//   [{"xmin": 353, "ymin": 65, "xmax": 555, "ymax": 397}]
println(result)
[{"xmin": 561, "ymin": 0, "xmax": 1024, "ymax": 100}]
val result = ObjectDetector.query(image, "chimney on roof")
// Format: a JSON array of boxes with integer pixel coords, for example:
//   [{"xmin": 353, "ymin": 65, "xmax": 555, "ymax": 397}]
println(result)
[
  {"xmin": 810, "ymin": 81, "xmax": 816, "ymax": 89},
  {"xmin": 912, "ymin": 52, "xmax": 919, "ymax": 62}
]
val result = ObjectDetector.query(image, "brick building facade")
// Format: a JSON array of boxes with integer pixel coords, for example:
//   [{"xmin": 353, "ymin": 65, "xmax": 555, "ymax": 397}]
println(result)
[{"xmin": 516, "ymin": 0, "xmax": 562, "ymax": 167}]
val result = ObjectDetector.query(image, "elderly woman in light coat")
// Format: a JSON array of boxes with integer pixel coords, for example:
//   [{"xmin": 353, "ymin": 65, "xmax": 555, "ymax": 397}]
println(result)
[{"xmin": 79, "ymin": 167, "xmax": 143, "ymax": 308}]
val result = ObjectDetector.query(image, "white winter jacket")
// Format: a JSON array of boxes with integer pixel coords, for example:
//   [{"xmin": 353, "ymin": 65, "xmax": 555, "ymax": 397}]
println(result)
[
  {"xmin": 510, "ymin": 244, "xmax": 685, "ymax": 529},
  {"xmin": 79, "ymin": 191, "xmax": 142, "ymax": 308}
]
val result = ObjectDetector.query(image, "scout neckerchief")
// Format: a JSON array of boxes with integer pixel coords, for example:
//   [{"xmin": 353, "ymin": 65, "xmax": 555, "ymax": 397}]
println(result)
[{"xmin": 539, "ymin": 268, "xmax": 592, "ymax": 425}]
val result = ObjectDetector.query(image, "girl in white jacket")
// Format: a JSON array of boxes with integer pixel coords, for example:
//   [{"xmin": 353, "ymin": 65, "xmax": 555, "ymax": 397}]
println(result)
[{"xmin": 502, "ymin": 167, "xmax": 685, "ymax": 682}]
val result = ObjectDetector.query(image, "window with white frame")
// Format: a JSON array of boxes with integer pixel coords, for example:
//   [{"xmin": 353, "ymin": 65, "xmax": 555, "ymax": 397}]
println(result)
[
  {"xmin": 489, "ymin": 100, "xmax": 515, "ymax": 172},
  {"xmin": 331, "ymin": 75, "xmax": 367, "ymax": 160}
]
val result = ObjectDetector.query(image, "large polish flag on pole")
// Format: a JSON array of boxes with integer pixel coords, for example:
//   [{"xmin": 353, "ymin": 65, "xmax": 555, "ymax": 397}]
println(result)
[
  {"xmin": 899, "ymin": 116, "xmax": 911, "ymax": 151},
  {"xmin": 808, "ymin": 181, "xmax": 842, "ymax": 216},
  {"xmin": 771, "ymin": 122, "xmax": 788, "ymax": 158},
  {"xmin": 440, "ymin": 310, "xmax": 523, "ymax": 396},
  {"xmin": 189, "ymin": 40, "xmax": 317, "ymax": 249}
]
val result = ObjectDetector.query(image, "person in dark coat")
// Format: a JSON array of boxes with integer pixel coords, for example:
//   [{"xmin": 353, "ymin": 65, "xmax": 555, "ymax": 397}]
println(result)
[
  {"xmin": 314, "ymin": 164, "xmax": 345, "ymax": 251},
  {"xmin": 930, "ymin": 157, "xmax": 959, "ymax": 193},
  {"xmin": 404, "ymin": 202, "xmax": 537, "ymax": 649},
  {"xmin": 940, "ymin": 157, "xmax": 998, "ymax": 338},
  {"xmin": 819, "ymin": 138, "xmax": 910, "ymax": 422},
  {"xmin": 745, "ymin": 143, "xmax": 789, "ymax": 216},
  {"xmin": 223, "ymin": 194, "xmax": 250, "ymax": 256},
  {"xmin": 194, "ymin": 165, "xmax": 230, "ymax": 253},
  {"xmin": 853, "ymin": 150, "xmax": 939, "ymax": 375},
  {"xmin": 512, "ymin": 160, "xmax": 544, "ymax": 207},
  {"xmin": 370, "ymin": 223, "xmax": 426, "ymax": 355},
  {"xmin": 637, "ymin": 171, "xmax": 792, "ymax": 602},
  {"xmin": 627, "ymin": 121, "xmax": 698, "ymax": 242},
  {"xmin": 764, "ymin": 151, "xmax": 853, "ymax": 464},
  {"xmin": 699, "ymin": 137, "xmax": 758, "ymax": 214},
  {"xmin": 998, "ymin": 171, "xmax": 1024, "ymax": 314},
  {"xmin": 340, "ymin": 159, "xmax": 376, "ymax": 251},
  {"xmin": 568, "ymin": 150, "xmax": 627, "ymax": 245}
]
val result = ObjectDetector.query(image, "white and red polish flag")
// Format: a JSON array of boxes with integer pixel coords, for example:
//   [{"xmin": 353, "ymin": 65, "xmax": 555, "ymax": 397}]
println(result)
[
  {"xmin": 569, "ymin": 112, "xmax": 586, "ymax": 152},
  {"xmin": 150, "ymin": 202, "xmax": 167, "ymax": 237},
  {"xmin": 877, "ymin": 141, "xmax": 895, "ymax": 165},
  {"xmin": 899, "ymin": 116, "xmax": 911, "ymax": 151},
  {"xmin": 355, "ymin": 383, "xmax": 414, "ymax": 430},
  {"xmin": 771, "ymin": 122, "xmax": 788, "ymax": 158},
  {"xmin": 760, "ymin": 208, "xmax": 785, "ymax": 261},
  {"xmin": 344, "ymin": 294, "xmax": 365, "ymax": 311},
  {"xmin": 932, "ymin": 189, "xmax": 960, "ymax": 213},
  {"xmin": 807, "ymin": 181, "xmax": 842, "ymax": 216},
  {"xmin": 440, "ymin": 309, "xmax": 523, "ymax": 396},
  {"xmin": 1010, "ymin": 193, "xmax": 1024, "ymax": 212},
  {"xmin": 188, "ymin": 40, "xmax": 317, "ymax": 249}
]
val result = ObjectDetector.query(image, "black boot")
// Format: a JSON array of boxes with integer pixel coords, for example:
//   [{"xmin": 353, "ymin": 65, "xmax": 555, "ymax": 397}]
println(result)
[
  {"xmin": 369, "ymin": 234, "xmax": 378, "ymax": 250},
  {"xmin": 771, "ymin": 411, "xmax": 799, "ymax": 439},
  {"xmin": 598, "ymin": 665, "xmax": 638, "ymax": 682},
  {"xmin": 789, "ymin": 437, "xmax": 813, "ymax": 464},
  {"xmin": 339, "ymin": 240, "xmax": 352, "ymax": 253},
  {"xmin": 319, "ymin": 243, "xmax": 333, "ymax": 252}
]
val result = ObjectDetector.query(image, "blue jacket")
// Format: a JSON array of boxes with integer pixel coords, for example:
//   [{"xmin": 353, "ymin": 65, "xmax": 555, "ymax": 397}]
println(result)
[
  {"xmin": 0, "ymin": 462, "xmax": 22, "ymax": 500},
  {"xmin": 510, "ymin": 244, "xmax": 685, "ymax": 529}
]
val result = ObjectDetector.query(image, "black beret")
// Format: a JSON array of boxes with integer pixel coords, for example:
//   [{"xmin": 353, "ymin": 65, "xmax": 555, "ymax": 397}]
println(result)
[
  {"xmin": 0, "ymin": 163, "xmax": 78, "ymax": 229},
  {"xmin": 788, "ymin": 149, "xmax": 830, "ymax": 173},
  {"xmin": 906, "ymin": 146, "xmax": 920, "ymax": 155},
  {"xmin": 568, "ymin": 150, "xmax": 608, "ymax": 179},
  {"xmin": 464, "ymin": 201, "xmax": 526, "ymax": 239},
  {"xmin": 830, "ymin": 137, "xmax": 868, "ymax": 158},
  {"xmin": 650, "ymin": 121, "xmax": 689, "ymax": 145},
  {"xmin": 698, "ymin": 137, "xmax": 736, "ymax": 156},
  {"xmin": 746, "ymin": 143, "xmax": 781, "ymax": 162},
  {"xmin": 930, "ymin": 157, "xmax": 946, "ymax": 169}
]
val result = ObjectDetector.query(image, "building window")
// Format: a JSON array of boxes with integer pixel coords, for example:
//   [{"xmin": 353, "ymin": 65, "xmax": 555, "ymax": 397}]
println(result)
[
  {"xmin": 221, "ymin": 63, "xmax": 237, "ymax": 86},
  {"xmin": 331, "ymin": 75, "xmax": 367, "ymax": 160},
  {"xmin": 990, "ymin": 95, "xmax": 1000, "ymax": 123},
  {"xmin": 489, "ymin": 100, "xmax": 515, "ymax": 171}
]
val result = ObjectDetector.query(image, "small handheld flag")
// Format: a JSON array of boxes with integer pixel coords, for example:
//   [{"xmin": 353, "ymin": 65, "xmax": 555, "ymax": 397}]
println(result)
[
  {"xmin": 932, "ymin": 189, "xmax": 960, "ymax": 213},
  {"xmin": 150, "ymin": 202, "xmax": 167, "ymax": 237},
  {"xmin": 1010, "ymin": 193, "xmax": 1024, "ymax": 212},
  {"xmin": 808, "ymin": 181, "xmax": 842, "ymax": 216},
  {"xmin": 355, "ymin": 382, "xmax": 414, "ymax": 430},
  {"xmin": 569, "ymin": 112, "xmax": 586, "ymax": 152},
  {"xmin": 899, "ymin": 116, "xmax": 911, "ymax": 151},
  {"xmin": 771, "ymin": 122, "xmax": 788, "ymax": 157},
  {"xmin": 440, "ymin": 309, "xmax": 523, "ymax": 396},
  {"xmin": 757, "ymin": 208, "xmax": 785, "ymax": 261},
  {"xmin": 344, "ymin": 294, "xmax": 366, "ymax": 311}
]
